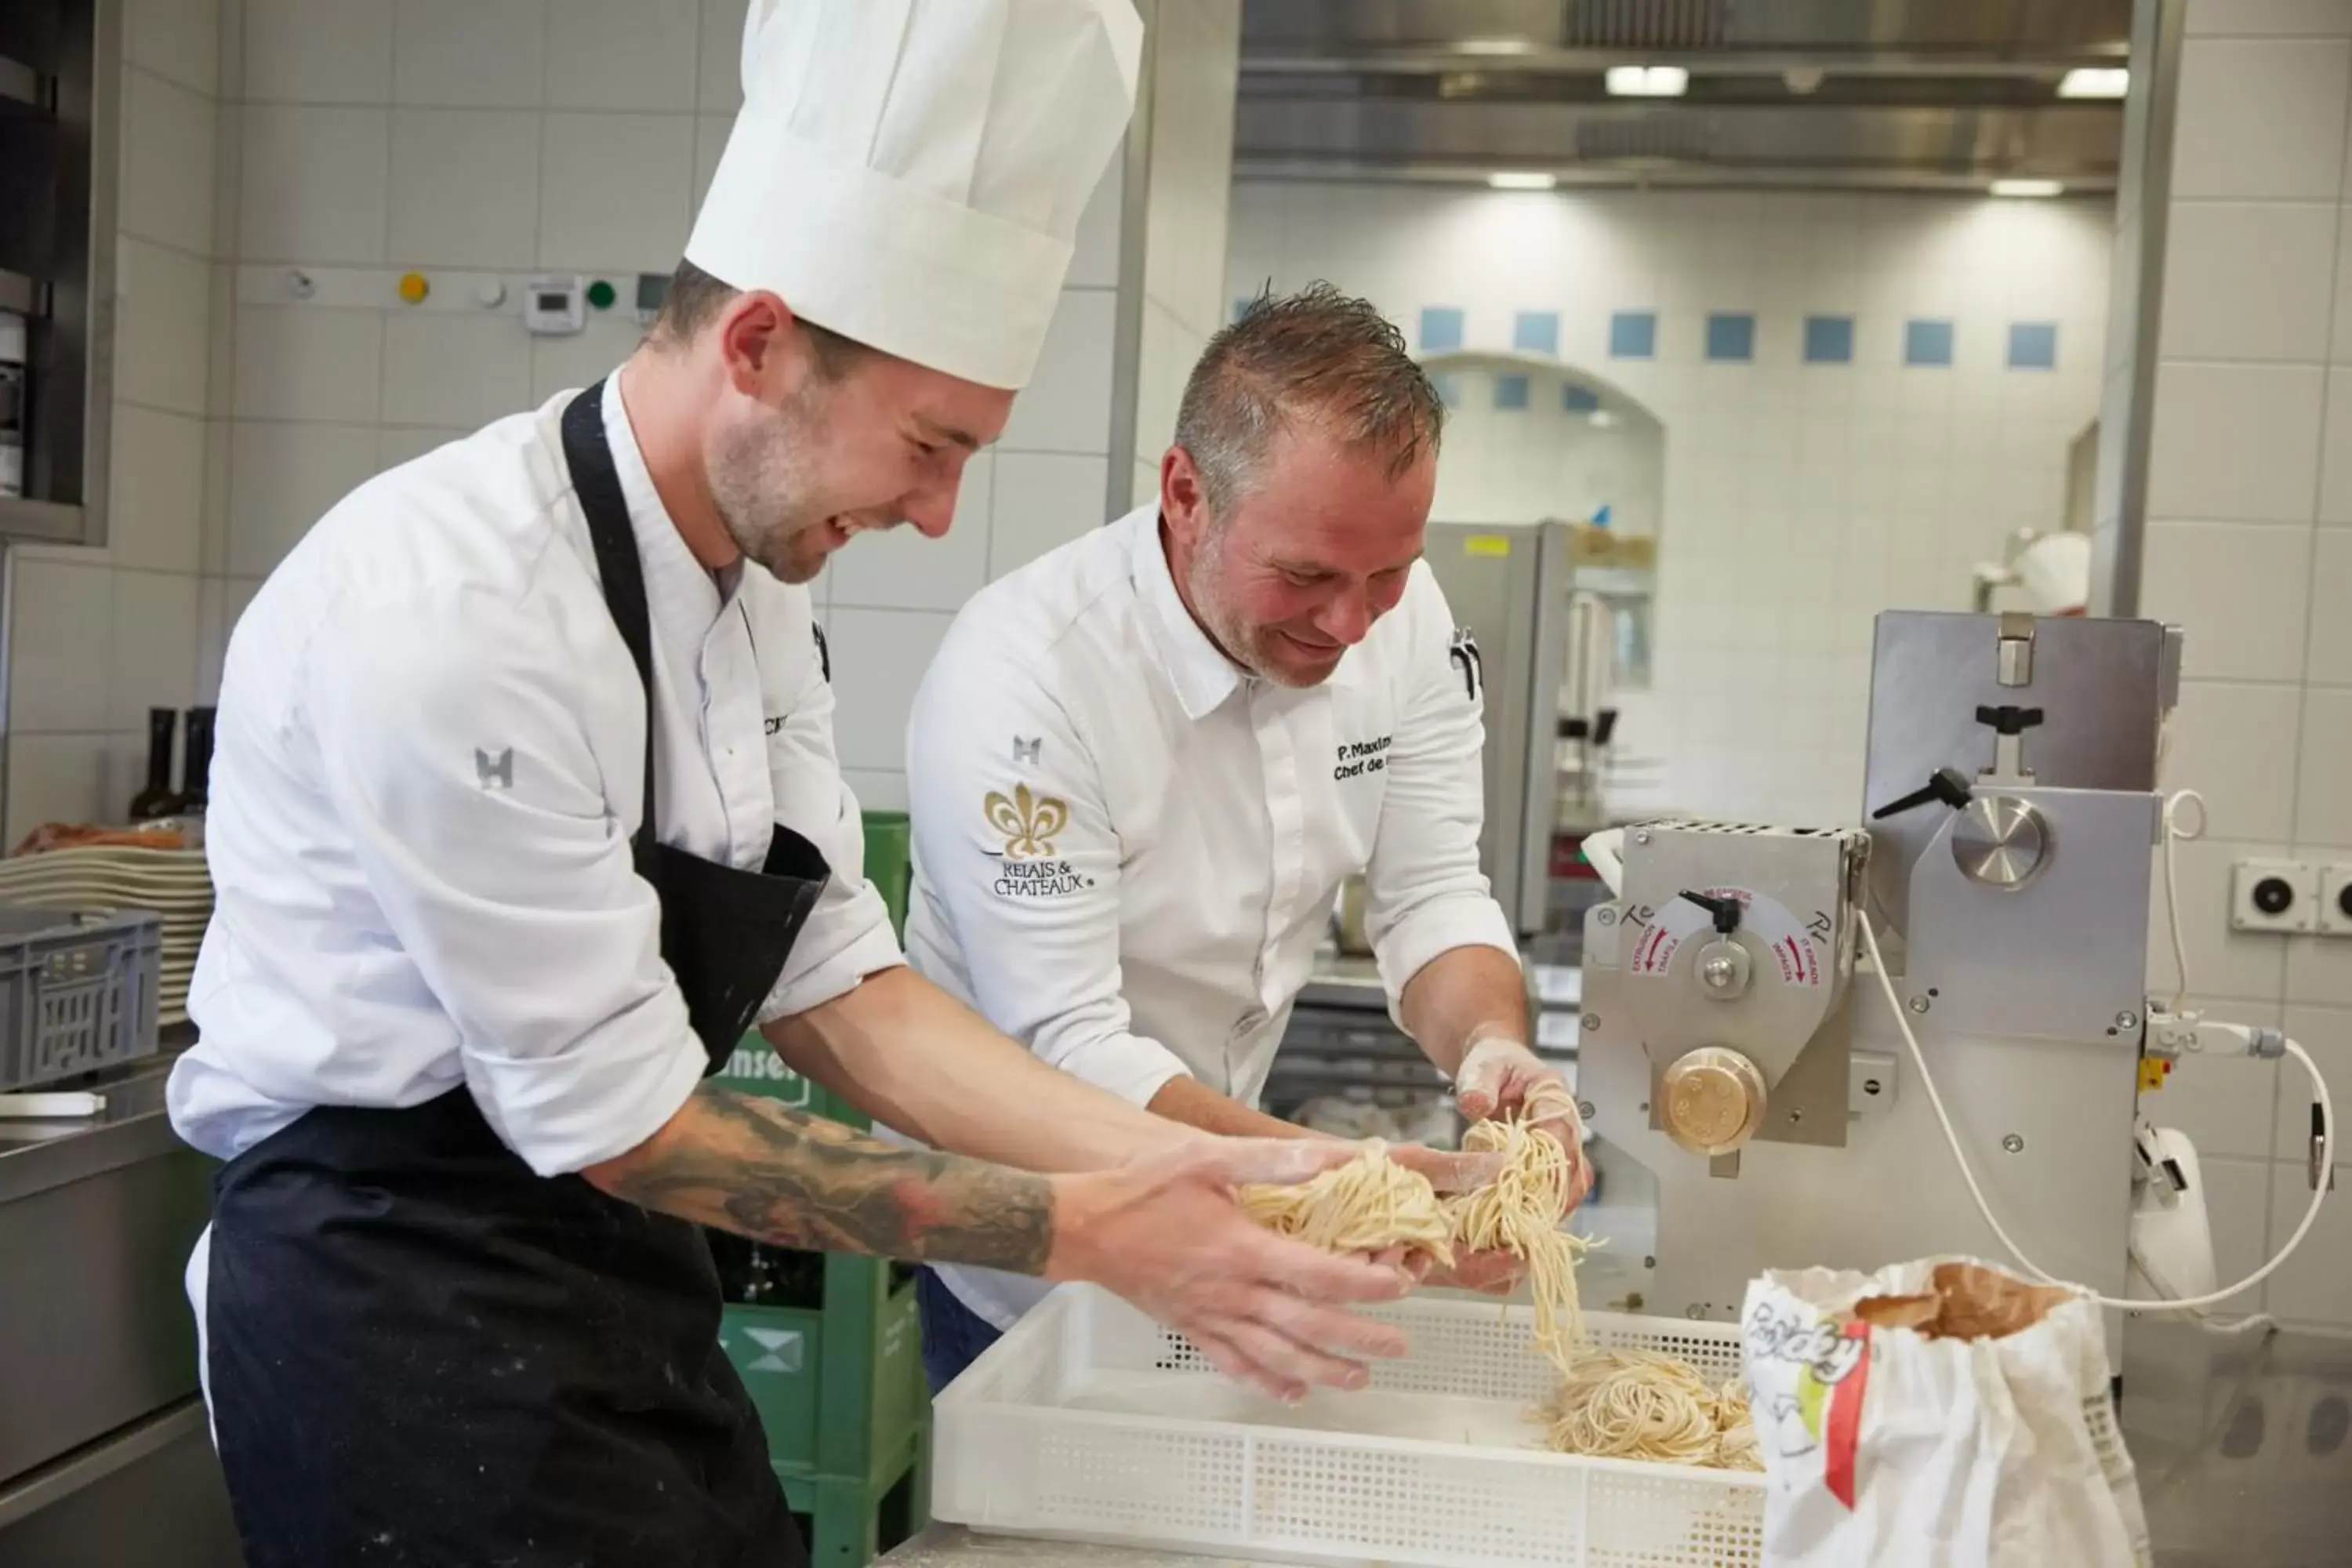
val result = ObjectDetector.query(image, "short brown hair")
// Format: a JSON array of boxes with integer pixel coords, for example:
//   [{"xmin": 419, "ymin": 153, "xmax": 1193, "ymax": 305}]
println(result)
[
  {"xmin": 1174, "ymin": 282, "xmax": 1444, "ymax": 514},
  {"xmin": 649, "ymin": 258, "xmax": 872, "ymax": 376}
]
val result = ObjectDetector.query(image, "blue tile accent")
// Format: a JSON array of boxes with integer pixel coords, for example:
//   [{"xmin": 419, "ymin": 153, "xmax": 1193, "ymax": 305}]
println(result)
[
  {"xmin": 1803, "ymin": 314, "xmax": 1854, "ymax": 364},
  {"xmin": 1563, "ymin": 384, "xmax": 1601, "ymax": 413},
  {"xmin": 1704, "ymin": 312, "xmax": 1755, "ymax": 363},
  {"xmin": 1431, "ymin": 372, "xmax": 1461, "ymax": 409},
  {"xmin": 1494, "ymin": 373, "xmax": 1531, "ymax": 411},
  {"xmin": 1512, "ymin": 310, "xmax": 1560, "ymax": 357},
  {"xmin": 1419, "ymin": 307, "xmax": 1465, "ymax": 353},
  {"xmin": 1231, "ymin": 297, "xmax": 1253, "ymax": 325},
  {"xmin": 1904, "ymin": 319, "xmax": 1955, "ymax": 367},
  {"xmin": 1609, "ymin": 310, "xmax": 1656, "ymax": 360},
  {"xmin": 2008, "ymin": 321, "xmax": 2059, "ymax": 370}
]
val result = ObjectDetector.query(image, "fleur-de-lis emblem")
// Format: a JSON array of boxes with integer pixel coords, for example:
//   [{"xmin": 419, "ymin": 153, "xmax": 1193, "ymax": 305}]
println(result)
[{"xmin": 983, "ymin": 782, "xmax": 1069, "ymax": 858}]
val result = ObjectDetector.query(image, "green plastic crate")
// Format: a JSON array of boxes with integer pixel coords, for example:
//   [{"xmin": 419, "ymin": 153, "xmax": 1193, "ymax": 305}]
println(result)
[
  {"xmin": 710, "ymin": 1036, "xmax": 927, "ymax": 1492},
  {"xmin": 861, "ymin": 809, "xmax": 911, "ymax": 942},
  {"xmin": 709, "ymin": 807, "xmax": 930, "ymax": 1552},
  {"xmin": 780, "ymin": 1454, "xmax": 928, "ymax": 1566},
  {"xmin": 717, "ymin": 1257, "xmax": 926, "ymax": 1485},
  {"xmin": 713, "ymin": 1035, "xmax": 869, "ymax": 1129}
]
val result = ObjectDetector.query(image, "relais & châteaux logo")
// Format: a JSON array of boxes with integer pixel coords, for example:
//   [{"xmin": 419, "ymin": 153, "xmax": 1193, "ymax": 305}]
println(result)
[
  {"xmin": 984, "ymin": 782, "xmax": 1067, "ymax": 858},
  {"xmin": 982, "ymin": 782, "xmax": 1090, "ymax": 899}
]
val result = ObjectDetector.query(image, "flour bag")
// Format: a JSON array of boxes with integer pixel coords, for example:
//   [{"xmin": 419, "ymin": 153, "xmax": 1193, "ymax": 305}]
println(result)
[{"xmin": 1740, "ymin": 1257, "xmax": 2151, "ymax": 1568}]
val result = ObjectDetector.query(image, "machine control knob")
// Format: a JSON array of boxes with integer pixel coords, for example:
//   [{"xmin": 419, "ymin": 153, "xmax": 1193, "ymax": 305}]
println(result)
[
  {"xmin": 1973, "ymin": 704, "xmax": 2046, "ymax": 737},
  {"xmin": 1659, "ymin": 1047, "xmax": 1768, "ymax": 1156},
  {"xmin": 1951, "ymin": 793, "xmax": 2048, "ymax": 890},
  {"xmin": 1695, "ymin": 937, "xmax": 1751, "ymax": 999},
  {"xmin": 1677, "ymin": 889, "xmax": 1744, "ymax": 935},
  {"xmin": 1871, "ymin": 765, "xmax": 1973, "ymax": 821}
]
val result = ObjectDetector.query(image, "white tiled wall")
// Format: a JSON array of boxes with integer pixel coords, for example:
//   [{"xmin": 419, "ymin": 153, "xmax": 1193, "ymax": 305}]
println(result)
[
  {"xmin": 5, "ymin": 0, "xmax": 1215, "ymax": 838},
  {"xmin": 1123, "ymin": 0, "xmax": 1242, "ymax": 510},
  {"xmin": 2132, "ymin": 3, "xmax": 2352, "ymax": 1329},
  {"xmin": 1227, "ymin": 183, "xmax": 2111, "ymax": 826},
  {"xmin": 1426, "ymin": 371, "xmax": 1664, "ymax": 536}
]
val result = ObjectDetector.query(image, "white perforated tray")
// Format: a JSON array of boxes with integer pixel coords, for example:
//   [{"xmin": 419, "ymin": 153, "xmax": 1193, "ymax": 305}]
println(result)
[{"xmin": 932, "ymin": 1285, "xmax": 1764, "ymax": 1567}]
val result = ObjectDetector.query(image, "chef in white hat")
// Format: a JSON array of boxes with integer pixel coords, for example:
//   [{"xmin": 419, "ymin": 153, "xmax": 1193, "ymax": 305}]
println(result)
[{"xmin": 169, "ymin": 4, "xmax": 1461, "ymax": 1563}]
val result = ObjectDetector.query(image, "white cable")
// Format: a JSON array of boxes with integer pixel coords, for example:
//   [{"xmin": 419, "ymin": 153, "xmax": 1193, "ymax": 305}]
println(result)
[
  {"xmin": 1857, "ymin": 909, "xmax": 2332, "ymax": 1313},
  {"xmin": 2157, "ymin": 789, "xmax": 2205, "ymax": 1013}
]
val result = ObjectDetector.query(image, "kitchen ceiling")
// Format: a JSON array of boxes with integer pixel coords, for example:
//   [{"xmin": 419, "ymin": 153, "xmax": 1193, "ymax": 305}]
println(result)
[{"xmin": 1236, "ymin": 0, "xmax": 2132, "ymax": 193}]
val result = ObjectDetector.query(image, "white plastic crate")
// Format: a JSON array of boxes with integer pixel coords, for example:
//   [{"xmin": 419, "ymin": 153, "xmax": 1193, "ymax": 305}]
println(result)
[{"xmin": 933, "ymin": 1285, "xmax": 1764, "ymax": 1567}]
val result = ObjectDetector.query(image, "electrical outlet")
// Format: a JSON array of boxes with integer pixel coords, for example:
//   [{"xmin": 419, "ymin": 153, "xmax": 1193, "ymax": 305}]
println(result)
[
  {"xmin": 2320, "ymin": 866, "xmax": 2352, "ymax": 938},
  {"xmin": 2232, "ymin": 859, "xmax": 2318, "ymax": 934}
]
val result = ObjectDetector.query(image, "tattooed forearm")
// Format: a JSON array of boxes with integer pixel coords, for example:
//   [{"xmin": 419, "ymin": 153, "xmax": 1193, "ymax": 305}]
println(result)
[{"xmin": 590, "ymin": 1084, "xmax": 1054, "ymax": 1275}]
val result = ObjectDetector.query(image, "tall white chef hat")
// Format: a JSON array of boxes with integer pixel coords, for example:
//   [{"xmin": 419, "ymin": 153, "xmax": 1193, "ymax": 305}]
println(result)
[{"xmin": 686, "ymin": 0, "xmax": 1143, "ymax": 391}]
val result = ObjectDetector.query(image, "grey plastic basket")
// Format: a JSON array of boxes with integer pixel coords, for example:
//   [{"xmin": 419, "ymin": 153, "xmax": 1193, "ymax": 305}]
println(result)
[{"xmin": 0, "ymin": 905, "xmax": 164, "ymax": 1093}]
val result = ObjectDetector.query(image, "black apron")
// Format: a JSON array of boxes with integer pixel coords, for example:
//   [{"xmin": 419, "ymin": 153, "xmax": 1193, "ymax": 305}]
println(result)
[{"xmin": 202, "ymin": 382, "xmax": 833, "ymax": 1568}]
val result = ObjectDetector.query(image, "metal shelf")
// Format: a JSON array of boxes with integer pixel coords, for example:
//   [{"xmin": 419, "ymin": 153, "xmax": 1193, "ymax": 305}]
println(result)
[
  {"xmin": 0, "ymin": 0, "xmax": 121, "ymax": 552},
  {"xmin": 0, "ymin": 497, "xmax": 89, "ymax": 545}
]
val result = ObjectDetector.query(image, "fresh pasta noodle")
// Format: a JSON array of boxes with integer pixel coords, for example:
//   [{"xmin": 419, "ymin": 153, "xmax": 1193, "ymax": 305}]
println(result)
[
  {"xmin": 1711, "ymin": 1380, "xmax": 1764, "ymax": 1472},
  {"xmin": 1238, "ymin": 1141, "xmax": 1455, "ymax": 1269},
  {"xmin": 1540, "ymin": 1350, "xmax": 1765, "ymax": 1472},
  {"xmin": 1237, "ymin": 1090, "xmax": 1592, "ymax": 1371},
  {"xmin": 1232, "ymin": 1102, "xmax": 1763, "ymax": 1474},
  {"xmin": 1445, "ymin": 1085, "xmax": 1592, "ymax": 1374}
]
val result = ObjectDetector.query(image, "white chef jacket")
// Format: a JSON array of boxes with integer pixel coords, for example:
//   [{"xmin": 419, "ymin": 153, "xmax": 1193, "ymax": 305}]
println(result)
[
  {"xmin": 902, "ymin": 503, "xmax": 1518, "ymax": 1329},
  {"xmin": 167, "ymin": 379, "xmax": 902, "ymax": 1181}
]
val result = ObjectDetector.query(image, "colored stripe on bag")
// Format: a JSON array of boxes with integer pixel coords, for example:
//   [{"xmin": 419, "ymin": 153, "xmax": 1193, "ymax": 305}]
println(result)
[{"xmin": 1826, "ymin": 1323, "xmax": 1871, "ymax": 1509}]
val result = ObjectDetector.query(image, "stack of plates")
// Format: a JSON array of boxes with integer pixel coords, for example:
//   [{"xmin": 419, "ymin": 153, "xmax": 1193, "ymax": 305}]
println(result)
[{"xmin": 0, "ymin": 847, "xmax": 213, "ymax": 1025}]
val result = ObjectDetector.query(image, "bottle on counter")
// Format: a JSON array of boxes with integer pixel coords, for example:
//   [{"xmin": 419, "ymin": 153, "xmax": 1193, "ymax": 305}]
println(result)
[
  {"xmin": 0, "ymin": 310, "xmax": 25, "ymax": 500},
  {"xmin": 181, "ymin": 705, "xmax": 217, "ymax": 811},
  {"xmin": 746, "ymin": 1245, "xmax": 781, "ymax": 1305},
  {"xmin": 706, "ymin": 1228, "xmax": 755, "ymax": 1302},
  {"xmin": 129, "ymin": 707, "xmax": 182, "ymax": 821}
]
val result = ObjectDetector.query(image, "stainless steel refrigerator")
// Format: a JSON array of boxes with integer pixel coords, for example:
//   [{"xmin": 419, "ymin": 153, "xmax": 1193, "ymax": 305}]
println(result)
[{"xmin": 1421, "ymin": 520, "xmax": 1580, "ymax": 935}]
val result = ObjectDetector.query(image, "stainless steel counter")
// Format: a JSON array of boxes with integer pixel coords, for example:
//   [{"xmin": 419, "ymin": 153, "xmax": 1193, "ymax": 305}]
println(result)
[
  {"xmin": 1292, "ymin": 951, "xmax": 1387, "ymax": 1013},
  {"xmin": 884, "ymin": 1527, "xmax": 1242, "ymax": 1566},
  {"xmin": 0, "ymin": 1042, "xmax": 241, "ymax": 1565},
  {"xmin": 884, "ymin": 1319, "xmax": 2352, "ymax": 1567},
  {"xmin": 0, "ymin": 1047, "xmax": 190, "ymax": 1205}
]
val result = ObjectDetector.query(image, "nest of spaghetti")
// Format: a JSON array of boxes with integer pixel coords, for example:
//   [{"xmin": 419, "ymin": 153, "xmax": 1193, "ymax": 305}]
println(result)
[
  {"xmin": 1238, "ymin": 1138, "xmax": 1457, "ymax": 1270},
  {"xmin": 1541, "ymin": 1348, "xmax": 1763, "ymax": 1472},
  {"xmin": 1239, "ymin": 1095, "xmax": 1760, "ymax": 1472}
]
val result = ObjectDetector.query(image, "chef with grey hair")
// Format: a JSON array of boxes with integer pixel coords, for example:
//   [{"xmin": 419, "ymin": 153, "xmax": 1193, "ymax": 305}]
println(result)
[{"xmin": 902, "ymin": 283, "xmax": 1590, "ymax": 1390}]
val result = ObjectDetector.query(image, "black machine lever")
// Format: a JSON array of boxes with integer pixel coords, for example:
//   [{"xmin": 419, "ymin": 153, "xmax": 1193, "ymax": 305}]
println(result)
[
  {"xmin": 1676, "ymin": 889, "xmax": 1744, "ymax": 936},
  {"xmin": 1871, "ymin": 766, "xmax": 1973, "ymax": 821},
  {"xmin": 1974, "ymin": 704, "xmax": 2045, "ymax": 737}
]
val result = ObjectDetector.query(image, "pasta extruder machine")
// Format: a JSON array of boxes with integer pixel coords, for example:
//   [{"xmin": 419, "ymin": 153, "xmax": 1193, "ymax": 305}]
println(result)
[{"xmin": 1577, "ymin": 610, "xmax": 2202, "ymax": 1327}]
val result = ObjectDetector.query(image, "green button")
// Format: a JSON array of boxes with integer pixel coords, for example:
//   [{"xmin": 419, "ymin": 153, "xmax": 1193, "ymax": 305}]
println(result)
[{"xmin": 586, "ymin": 278, "xmax": 616, "ymax": 310}]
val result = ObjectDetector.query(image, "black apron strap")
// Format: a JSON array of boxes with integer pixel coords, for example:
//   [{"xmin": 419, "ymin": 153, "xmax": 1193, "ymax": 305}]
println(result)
[
  {"xmin": 561, "ymin": 380, "xmax": 662, "ymax": 883},
  {"xmin": 556, "ymin": 380, "xmax": 830, "ymax": 1063}
]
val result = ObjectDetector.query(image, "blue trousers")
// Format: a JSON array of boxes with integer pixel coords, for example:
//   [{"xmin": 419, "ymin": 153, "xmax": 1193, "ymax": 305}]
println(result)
[{"xmin": 916, "ymin": 1266, "xmax": 1004, "ymax": 1396}]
